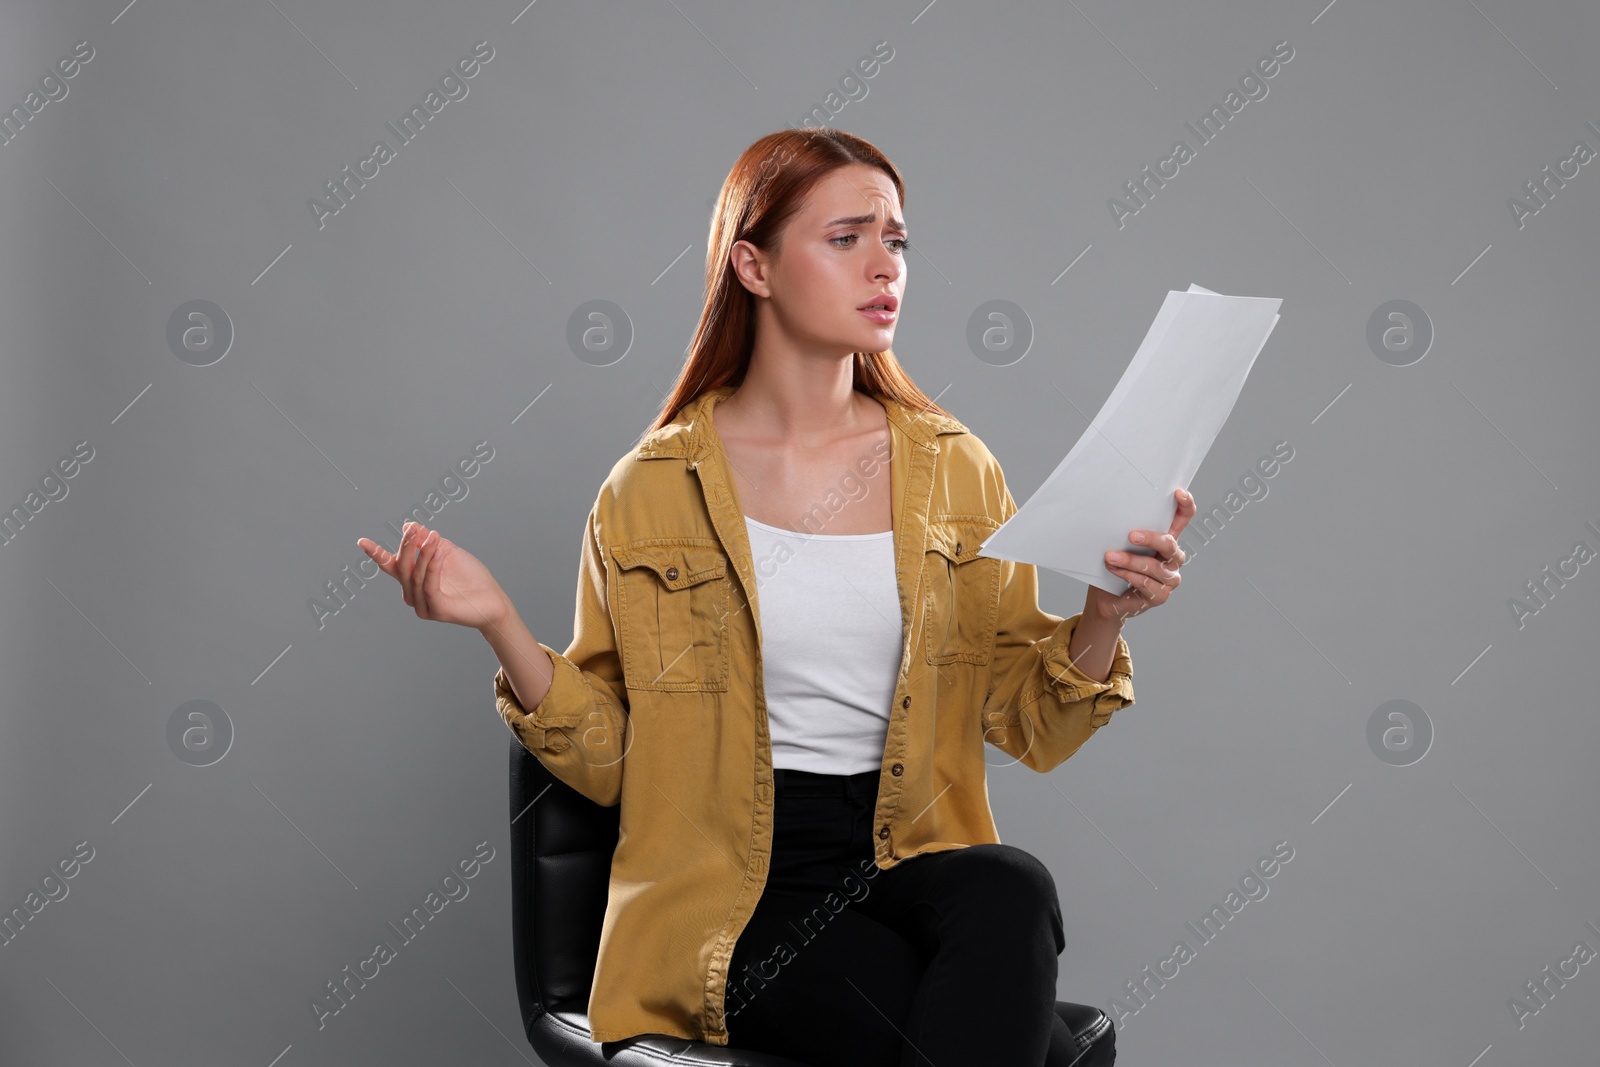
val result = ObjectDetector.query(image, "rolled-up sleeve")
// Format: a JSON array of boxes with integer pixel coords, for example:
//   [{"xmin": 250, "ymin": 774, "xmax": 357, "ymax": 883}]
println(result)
[
  {"xmin": 977, "ymin": 478, "xmax": 1135, "ymax": 773},
  {"xmin": 494, "ymin": 503, "xmax": 629, "ymax": 807}
]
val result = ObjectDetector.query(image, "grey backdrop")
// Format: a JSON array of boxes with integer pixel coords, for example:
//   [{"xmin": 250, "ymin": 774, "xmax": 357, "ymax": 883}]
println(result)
[{"xmin": 4, "ymin": 0, "xmax": 1597, "ymax": 1064}]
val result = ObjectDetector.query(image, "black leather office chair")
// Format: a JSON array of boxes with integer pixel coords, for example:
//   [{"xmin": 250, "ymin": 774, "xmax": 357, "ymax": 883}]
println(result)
[{"xmin": 509, "ymin": 735, "xmax": 1117, "ymax": 1065}]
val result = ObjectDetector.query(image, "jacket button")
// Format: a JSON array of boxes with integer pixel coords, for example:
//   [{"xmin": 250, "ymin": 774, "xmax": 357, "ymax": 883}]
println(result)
[
  {"xmin": 878, "ymin": 825, "xmax": 890, "ymax": 840},
  {"xmin": 955, "ymin": 541, "xmax": 962, "ymax": 555},
  {"xmin": 891, "ymin": 763, "xmax": 903, "ymax": 776},
  {"xmin": 902, "ymin": 695, "xmax": 911, "ymax": 709},
  {"xmin": 665, "ymin": 566, "xmax": 679, "ymax": 581}
]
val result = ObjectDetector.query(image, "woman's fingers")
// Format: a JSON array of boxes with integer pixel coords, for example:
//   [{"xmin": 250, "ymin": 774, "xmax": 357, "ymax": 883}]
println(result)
[
  {"xmin": 1108, "ymin": 562, "xmax": 1171, "ymax": 605},
  {"xmin": 1110, "ymin": 542, "xmax": 1182, "ymax": 583},
  {"xmin": 359, "ymin": 523, "xmax": 464, "ymax": 619},
  {"xmin": 356, "ymin": 537, "xmax": 399, "ymax": 579},
  {"xmin": 1169, "ymin": 488, "xmax": 1196, "ymax": 538},
  {"xmin": 396, "ymin": 522, "xmax": 422, "ymax": 603},
  {"xmin": 411, "ymin": 529, "xmax": 439, "ymax": 616},
  {"xmin": 404, "ymin": 524, "xmax": 433, "ymax": 612},
  {"xmin": 1110, "ymin": 563, "xmax": 1156, "ymax": 596},
  {"xmin": 1144, "ymin": 531, "xmax": 1183, "ymax": 565},
  {"xmin": 1106, "ymin": 548, "xmax": 1154, "ymax": 579}
]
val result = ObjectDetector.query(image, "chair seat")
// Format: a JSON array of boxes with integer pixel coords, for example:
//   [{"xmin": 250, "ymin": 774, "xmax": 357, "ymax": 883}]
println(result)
[
  {"xmin": 528, "ymin": 1001, "xmax": 1112, "ymax": 1066},
  {"xmin": 533, "ymin": 1008, "xmax": 812, "ymax": 1066}
]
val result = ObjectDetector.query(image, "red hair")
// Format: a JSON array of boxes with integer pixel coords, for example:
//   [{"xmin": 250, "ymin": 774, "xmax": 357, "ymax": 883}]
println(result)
[{"xmin": 643, "ymin": 128, "xmax": 955, "ymax": 437}]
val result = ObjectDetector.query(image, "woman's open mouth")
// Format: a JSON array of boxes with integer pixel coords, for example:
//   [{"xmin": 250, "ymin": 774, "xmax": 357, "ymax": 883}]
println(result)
[{"xmin": 857, "ymin": 295, "xmax": 898, "ymax": 324}]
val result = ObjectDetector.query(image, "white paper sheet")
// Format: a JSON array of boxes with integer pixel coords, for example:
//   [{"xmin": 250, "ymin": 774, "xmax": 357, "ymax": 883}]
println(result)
[{"xmin": 977, "ymin": 283, "xmax": 1282, "ymax": 593}]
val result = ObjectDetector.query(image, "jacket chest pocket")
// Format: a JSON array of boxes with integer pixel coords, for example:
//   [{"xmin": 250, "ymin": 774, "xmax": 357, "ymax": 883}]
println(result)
[
  {"xmin": 922, "ymin": 517, "xmax": 1002, "ymax": 666},
  {"xmin": 611, "ymin": 539, "xmax": 732, "ymax": 692}
]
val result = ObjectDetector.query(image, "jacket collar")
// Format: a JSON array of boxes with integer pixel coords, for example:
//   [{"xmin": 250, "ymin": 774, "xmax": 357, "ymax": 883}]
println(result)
[{"xmin": 634, "ymin": 383, "xmax": 967, "ymax": 465}]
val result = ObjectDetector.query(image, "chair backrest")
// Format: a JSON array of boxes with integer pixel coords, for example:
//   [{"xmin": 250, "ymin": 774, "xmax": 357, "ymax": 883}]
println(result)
[{"xmin": 508, "ymin": 734, "xmax": 620, "ymax": 1040}]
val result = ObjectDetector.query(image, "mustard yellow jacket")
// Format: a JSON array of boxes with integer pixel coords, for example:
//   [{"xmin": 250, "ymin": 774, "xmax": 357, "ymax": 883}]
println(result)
[{"xmin": 494, "ymin": 384, "xmax": 1134, "ymax": 1046}]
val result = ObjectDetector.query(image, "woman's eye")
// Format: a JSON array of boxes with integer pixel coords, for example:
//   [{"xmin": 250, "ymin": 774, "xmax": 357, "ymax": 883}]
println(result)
[{"xmin": 830, "ymin": 233, "xmax": 909, "ymax": 253}]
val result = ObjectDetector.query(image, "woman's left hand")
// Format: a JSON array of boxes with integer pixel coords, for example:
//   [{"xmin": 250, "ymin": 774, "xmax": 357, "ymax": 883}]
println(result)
[{"xmin": 1087, "ymin": 488, "xmax": 1195, "ymax": 623}]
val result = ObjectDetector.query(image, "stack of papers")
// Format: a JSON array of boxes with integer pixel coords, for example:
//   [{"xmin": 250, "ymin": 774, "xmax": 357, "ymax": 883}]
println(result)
[{"xmin": 978, "ymin": 283, "xmax": 1282, "ymax": 594}]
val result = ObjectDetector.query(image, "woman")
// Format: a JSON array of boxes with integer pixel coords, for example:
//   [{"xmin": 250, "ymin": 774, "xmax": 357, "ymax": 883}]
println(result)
[{"xmin": 358, "ymin": 128, "xmax": 1190, "ymax": 1066}]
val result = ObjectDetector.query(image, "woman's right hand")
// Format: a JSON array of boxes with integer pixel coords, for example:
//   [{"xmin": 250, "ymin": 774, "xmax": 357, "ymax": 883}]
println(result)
[{"xmin": 357, "ymin": 522, "xmax": 509, "ymax": 631}]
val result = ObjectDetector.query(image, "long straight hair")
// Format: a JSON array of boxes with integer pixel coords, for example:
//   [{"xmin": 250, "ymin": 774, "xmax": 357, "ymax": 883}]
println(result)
[{"xmin": 643, "ymin": 128, "xmax": 955, "ymax": 438}]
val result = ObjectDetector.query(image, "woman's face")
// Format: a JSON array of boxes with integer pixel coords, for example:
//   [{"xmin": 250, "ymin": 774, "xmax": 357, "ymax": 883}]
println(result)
[{"xmin": 736, "ymin": 163, "xmax": 908, "ymax": 357}]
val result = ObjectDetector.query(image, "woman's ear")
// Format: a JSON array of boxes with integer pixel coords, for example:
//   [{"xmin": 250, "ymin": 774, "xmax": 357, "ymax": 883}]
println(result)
[{"xmin": 729, "ymin": 239, "xmax": 773, "ymax": 299}]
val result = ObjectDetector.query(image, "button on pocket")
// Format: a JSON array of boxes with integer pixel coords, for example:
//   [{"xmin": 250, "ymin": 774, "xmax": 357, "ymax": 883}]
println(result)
[
  {"xmin": 922, "ymin": 517, "xmax": 1002, "ymax": 665},
  {"xmin": 611, "ymin": 538, "xmax": 732, "ymax": 691}
]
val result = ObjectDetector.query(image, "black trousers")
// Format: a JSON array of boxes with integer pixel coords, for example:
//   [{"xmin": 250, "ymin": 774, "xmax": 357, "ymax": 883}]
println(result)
[{"xmin": 724, "ymin": 767, "xmax": 1114, "ymax": 1067}]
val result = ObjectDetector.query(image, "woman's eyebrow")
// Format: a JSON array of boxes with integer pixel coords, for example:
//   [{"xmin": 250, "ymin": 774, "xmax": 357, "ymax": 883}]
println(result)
[{"xmin": 824, "ymin": 212, "xmax": 907, "ymax": 234}]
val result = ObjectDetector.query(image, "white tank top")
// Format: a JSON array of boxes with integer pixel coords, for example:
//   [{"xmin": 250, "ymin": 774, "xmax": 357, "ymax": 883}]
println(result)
[{"xmin": 743, "ymin": 515, "xmax": 903, "ymax": 775}]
